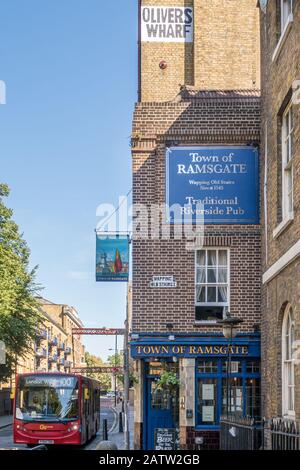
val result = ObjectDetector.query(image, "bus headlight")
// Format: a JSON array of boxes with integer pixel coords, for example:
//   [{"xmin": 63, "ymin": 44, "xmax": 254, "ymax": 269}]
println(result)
[{"xmin": 71, "ymin": 424, "xmax": 79, "ymax": 431}]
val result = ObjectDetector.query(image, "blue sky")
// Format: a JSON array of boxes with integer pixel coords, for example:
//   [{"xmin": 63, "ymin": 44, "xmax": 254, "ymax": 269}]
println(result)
[{"xmin": 0, "ymin": 1, "xmax": 137, "ymax": 359}]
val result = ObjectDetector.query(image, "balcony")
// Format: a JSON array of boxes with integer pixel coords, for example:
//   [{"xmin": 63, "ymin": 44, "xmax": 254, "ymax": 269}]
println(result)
[
  {"xmin": 36, "ymin": 329, "xmax": 47, "ymax": 340},
  {"xmin": 49, "ymin": 336, "xmax": 58, "ymax": 346},
  {"xmin": 57, "ymin": 342, "xmax": 65, "ymax": 351},
  {"xmin": 48, "ymin": 355, "xmax": 58, "ymax": 363},
  {"xmin": 65, "ymin": 347, "xmax": 72, "ymax": 355},
  {"xmin": 35, "ymin": 348, "xmax": 47, "ymax": 358}
]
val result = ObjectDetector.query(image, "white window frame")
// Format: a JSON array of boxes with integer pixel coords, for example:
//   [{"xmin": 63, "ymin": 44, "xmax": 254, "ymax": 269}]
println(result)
[
  {"xmin": 272, "ymin": 0, "xmax": 293, "ymax": 62},
  {"xmin": 195, "ymin": 248, "xmax": 230, "ymax": 323},
  {"xmin": 281, "ymin": 0, "xmax": 293, "ymax": 33},
  {"xmin": 282, "ymin": 305, "xmax": 295, "ymax": 419},
  {"xmin": 282, "ymin": 102, "xmax": 294, "ymax": 221}
]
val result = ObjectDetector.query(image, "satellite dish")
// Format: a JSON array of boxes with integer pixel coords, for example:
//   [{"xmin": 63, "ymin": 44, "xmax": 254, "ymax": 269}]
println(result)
[{"xmin": 259, "ymin": 0, "xmax": 268, "ymax": 12}]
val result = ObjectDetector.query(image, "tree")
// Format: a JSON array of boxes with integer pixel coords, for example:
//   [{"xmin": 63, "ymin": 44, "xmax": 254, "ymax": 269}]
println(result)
[
  {"xmin": 84, "ymin": 352, "xmax": 111, "ymax": 390},
  {"xmin": 0, "ymin": 184, "xmax": 42, "ymax": 381},
  {"xmin": 107, "ymin": 352, "xmax": 124, "ymax": 386}
]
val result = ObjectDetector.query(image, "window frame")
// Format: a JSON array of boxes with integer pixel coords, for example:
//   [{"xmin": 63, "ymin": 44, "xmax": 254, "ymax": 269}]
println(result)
[
  {"xmin": 195, "ymin": 358, "xmax": 261, "ymax": 429},
  {"xmin": 272, "ymin": 0, "xmax": 293, "ymax": 62},
  {"xmin": 282, "ymin": 305, "xmax": 295, "ymax": 419},
  {"xmin": 195, "ymin": 248, "xmax": 230, "ymax": 323},
  {"xmin": 281, "ymin": 0, "xmax": 293, "ymax": 33},
  {"xmin": 281, "ymin": 102, "xmax": 294, "ymax": 221}
]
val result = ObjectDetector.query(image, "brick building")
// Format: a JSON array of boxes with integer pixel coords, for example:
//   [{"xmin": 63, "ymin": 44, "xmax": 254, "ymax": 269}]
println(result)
[
  {"xmin": 260, "ymin": 0, "xmax": 300, "ymax": 446},
  {"xmin": 130, "ymin": 0, "xmax": 262, "ymax": 450},
  {"xmin": 34, "ymin": 298, "xmax": 86, "ymax": 373},
  {"xmin": 0, "ymin": 297, "xmax": 86, "ymax": 413}
]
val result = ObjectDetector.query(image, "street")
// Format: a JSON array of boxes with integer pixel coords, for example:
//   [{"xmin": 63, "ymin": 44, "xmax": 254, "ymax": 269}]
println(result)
[{"xmin": 0, "ymin": 397, "xmax": 117, "ymax": 450}]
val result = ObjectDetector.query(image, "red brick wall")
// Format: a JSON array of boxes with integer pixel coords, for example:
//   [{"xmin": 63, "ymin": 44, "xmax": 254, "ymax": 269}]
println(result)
[
  {"xmin": 184, "ymin": 428, "xmax": 219, "ymax": 451},
  {"xmin": 131, "ymin": 92, "xmax": 261, "ymax": 334}
]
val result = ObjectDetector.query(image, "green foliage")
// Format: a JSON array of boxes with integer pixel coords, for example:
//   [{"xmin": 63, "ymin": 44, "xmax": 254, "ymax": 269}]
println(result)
[
  {"xmin": 0, "ymin": 184, "xmax": 42, "ymax": 381},
  {"xmin": 155, "ymin": 371, "xmax": 180, "ymax": 391},
  {"xmin": 84, "ymin": 352, "xmax": 111, "ymax": 390},
  {"xmin": 107, "ymin": 352, "xmax": 124, "ymax": 385}
]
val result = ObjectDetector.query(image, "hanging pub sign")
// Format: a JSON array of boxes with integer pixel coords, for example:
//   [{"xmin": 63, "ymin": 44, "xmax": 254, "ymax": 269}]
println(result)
[
  {"xmin": 166, "ymin": 146, "xmax": 259, "ymax": 224},
  {"xmin": 96, "ymin": 233, "xmax": 129, "ymax": 282},
  {"xmin": 141, "ymin": 6, "xmax": 193, "ymax": 42}
]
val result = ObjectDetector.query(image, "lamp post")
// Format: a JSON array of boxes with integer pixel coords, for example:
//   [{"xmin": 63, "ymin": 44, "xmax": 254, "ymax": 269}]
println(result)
[
  {"xmin": 109, "ymin": 333, "xmax": 118, "ymax": 407},
  {"xmin": 217, "ymin": 313, "xmax": 243, "ymax": 417}
]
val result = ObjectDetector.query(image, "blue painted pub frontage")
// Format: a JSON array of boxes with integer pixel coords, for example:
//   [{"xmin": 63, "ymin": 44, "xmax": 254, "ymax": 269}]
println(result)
[{"xmin": 130, "ymin": 333, "xmax": 261, "ymax": 450}]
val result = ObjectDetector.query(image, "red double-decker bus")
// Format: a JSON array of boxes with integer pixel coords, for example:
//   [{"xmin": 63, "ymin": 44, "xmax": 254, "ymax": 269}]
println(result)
[{"xmin": 13, "ymin": 372, "xmax": 100, "ymax": 446}]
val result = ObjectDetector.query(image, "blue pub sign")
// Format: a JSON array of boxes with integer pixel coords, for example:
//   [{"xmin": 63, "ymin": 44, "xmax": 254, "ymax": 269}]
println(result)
[{"xmin": 166, "ymin": 146, "xmax": 259, "ymax": 224}]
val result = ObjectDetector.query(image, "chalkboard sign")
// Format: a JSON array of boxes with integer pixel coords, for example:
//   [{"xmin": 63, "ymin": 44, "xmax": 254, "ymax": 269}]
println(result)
[{"xmin": 154, "ymin": 428, "xmax": 177, "ymax": 450}]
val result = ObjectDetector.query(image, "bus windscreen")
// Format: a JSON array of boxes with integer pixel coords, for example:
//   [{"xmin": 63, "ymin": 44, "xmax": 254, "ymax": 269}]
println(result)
[{"xmin": 16, "ymin": 375, "xmax": 79, "ymax": 422}]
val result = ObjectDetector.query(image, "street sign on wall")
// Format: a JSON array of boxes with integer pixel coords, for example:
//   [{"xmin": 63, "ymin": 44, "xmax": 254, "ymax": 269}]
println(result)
[
  {"xmin": 150, "ymin": 276, "xmax": 177, "ymax": 288},
  {"xmin": 166, "ymin": 146, "xmax": 259, "ymax": 225},
  {"xmin": 96, "ymin": 234, "xmax": 129, "ymax": 282}
]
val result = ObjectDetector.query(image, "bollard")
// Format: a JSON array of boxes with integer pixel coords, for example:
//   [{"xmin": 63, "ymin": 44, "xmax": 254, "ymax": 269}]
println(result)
[
  {"xmin": 103, "ymin": 418, "xmax": 108, "ymax": 441},
  {"xmin": 119, "ymin": 412, "xmax": 123, "ymax": 433}
]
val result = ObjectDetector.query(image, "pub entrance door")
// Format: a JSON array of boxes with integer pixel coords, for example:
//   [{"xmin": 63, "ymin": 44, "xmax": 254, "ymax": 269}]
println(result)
[{"xmin": 144, "ymin": 361, "xmax": 179, "ymax": 450}]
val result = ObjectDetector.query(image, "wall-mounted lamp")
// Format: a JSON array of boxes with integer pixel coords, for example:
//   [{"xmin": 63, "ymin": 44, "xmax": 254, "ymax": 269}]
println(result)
[{"xmin": 159, "ymin": 60, "xmax": 167, "ymax": 70}]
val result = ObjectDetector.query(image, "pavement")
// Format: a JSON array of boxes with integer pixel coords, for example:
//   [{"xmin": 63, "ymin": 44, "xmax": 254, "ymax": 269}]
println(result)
[
  {"xmin": 88, "ymin": 400, "xmax": 134, "ymax": 450},
  {"xmin": 0, "ymin": 414, "xmax": 13, "ymax": 429},
  {"xmin": 106, "ymin": 402, "xmax": 134, "ymax": 450}
]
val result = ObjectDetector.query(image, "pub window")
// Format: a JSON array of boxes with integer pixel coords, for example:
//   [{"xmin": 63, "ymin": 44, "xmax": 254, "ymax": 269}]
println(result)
[
  {"xmin": 222, "ymin": 377, "xmax": 243, "ymax": 416},
  {"xmin": 282, "ymin": 305, "xmax": 295, "ymax": 418},
  {"xmin": 197, "ymin": 360, "xmax": 218, "ymax": 374},
  {"xmin": 222, "ymin": 361, "xmax": 242, "ymax": 374},
  {"xmin": 246, "ymin": 378, "xmax": 261, "ymax": 419},
  {"xmin": 197, "ymin": 378, "xmax": 218, "ymax": 426},
  {"xmin": 281, "ymin": 102, "xmax": 294, "ymax": 221},
  {"xmin": 196, "ymin": 358, "xmax": 261, "ymax": 428},
  {"xmin": 246, "ymin": 361, "xmax": 260, "ymax": 374},
  {"xmin": 195, "ymin": 249, "xmax": 229, "ymax": 322}
]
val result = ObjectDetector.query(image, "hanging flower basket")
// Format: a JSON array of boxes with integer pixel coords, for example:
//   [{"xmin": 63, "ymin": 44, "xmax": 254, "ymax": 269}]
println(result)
[{"xmin": 154, "ymin": 371, "xmax": 180, "ymax": 392}]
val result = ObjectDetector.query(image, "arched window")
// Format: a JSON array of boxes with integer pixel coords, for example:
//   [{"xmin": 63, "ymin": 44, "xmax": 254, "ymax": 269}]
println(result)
[{"xmin": 282, "ymin": 305, "xmax": 295, "ymax": 418}]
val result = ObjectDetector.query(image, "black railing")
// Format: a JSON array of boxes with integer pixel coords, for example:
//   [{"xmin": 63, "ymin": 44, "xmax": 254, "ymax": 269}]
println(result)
[
  {"xmin": 220, "ymin": 415, "xmax": 264, "ymax": 450},
  {"xmin": 270, "ymin": 418, "xmax": 300, "ymax": 450}
]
